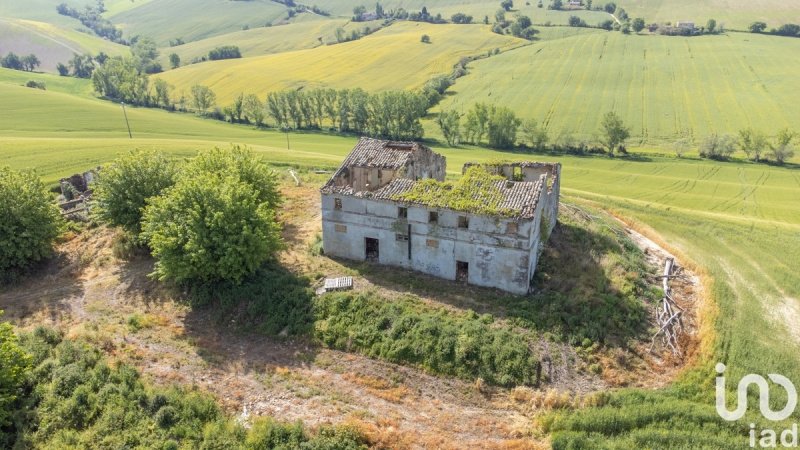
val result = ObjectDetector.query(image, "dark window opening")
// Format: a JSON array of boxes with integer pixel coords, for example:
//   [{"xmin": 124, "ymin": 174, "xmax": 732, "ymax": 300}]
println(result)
[
  {"xmin": 365, "ymin": 237, "xmax": 379, "ymax": 262},
  {"xmin": 334, "ymin": 198, "xmax": 342, "ymax": 210},
  {"xmin": 456, "ymin": 261, "xmax": 469, "ymax": 282},
  {"xmin": 428, "ymin": 211, "xmax": 438, "ymax": 224},
  {"xmin": 398, "ymin": 206, "xmax": 407, "ymax": 219},
  {"xmin": 458, "ymin": 216, "xmax": 469, "ymax": 229}
]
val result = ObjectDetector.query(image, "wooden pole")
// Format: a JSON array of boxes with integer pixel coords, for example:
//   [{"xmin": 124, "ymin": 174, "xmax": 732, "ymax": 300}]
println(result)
[{"xmin": 121, "ymin": 102, "xmax": 132, "ymax": 139}]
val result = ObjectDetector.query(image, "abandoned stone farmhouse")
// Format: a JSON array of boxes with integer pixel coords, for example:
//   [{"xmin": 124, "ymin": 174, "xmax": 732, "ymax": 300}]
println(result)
[{"xmin": 320, "ymin": 137, "xmax": 561, "ymax": 294}]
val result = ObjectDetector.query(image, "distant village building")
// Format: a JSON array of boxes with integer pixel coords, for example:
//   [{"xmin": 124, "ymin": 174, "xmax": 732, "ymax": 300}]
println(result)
[
  {"xmin": 675, "ymin": 21, "xmax": 696, "ymax": 30},
  {"xmin": 320, "ymin": 138, "xmax": 561, "ymax": 294}
]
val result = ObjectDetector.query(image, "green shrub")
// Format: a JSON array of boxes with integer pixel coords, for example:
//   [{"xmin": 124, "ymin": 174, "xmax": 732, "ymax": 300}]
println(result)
[
  {"xmin": 93, "ymin": 150, "xmax": 177, "ymax": 236},
  {"xmin": 3, "ymin": 330, "xmax": 367, "ymax": 448},
  {"xmin": 245, "ymin": 418, "xmax": 306, "ymax": 448},
  {"xmin": 142, "ymin": 146, "xmax": 283, "ymax": 284},
  {"xmin": 0, "ymin": 312, "xmax": 31, "ymax": 445},
  {"xmin": 142, "ymin": 174, "xmax": 282, "ymax": 283},
  {"xmin": 183, "ymin": 145, "xmax": 282, "ymax": 211},
  {"xmin": 314, "ymin": 291, "xmax": 541, "ymax": 386},
  {"xmin": 0, "ymin": 167, "xmax": 63, "ymax": 276},
  {"xmin": 187, "ymin": 263, "xmax": 315, "ymax": 335}
]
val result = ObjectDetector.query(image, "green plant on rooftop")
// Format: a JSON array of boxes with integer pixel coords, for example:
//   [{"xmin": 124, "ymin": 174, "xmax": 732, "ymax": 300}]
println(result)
[{"xmin": 391, "ymin": 166, "xmax": 518, "ymax": 217}]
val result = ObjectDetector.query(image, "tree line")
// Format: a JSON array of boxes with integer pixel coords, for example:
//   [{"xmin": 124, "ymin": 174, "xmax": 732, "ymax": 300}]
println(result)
[
  {"xmin": 749, "ymin": 21, "xmax": 800, "ymax": 37},
  {"xmin": 438, "ymin": 105, "xmax": 631, "ymax": 155},
  {"xmin": 56, "ymin": 1, "xmax": 125, "ymax": 44},
  {"xmin": 0, "ymin": 52, "xmax": 40, "ymax": 72},
  {"xmin": 694, "ymin": 128, "xmax": 797, "ymax": 165}
]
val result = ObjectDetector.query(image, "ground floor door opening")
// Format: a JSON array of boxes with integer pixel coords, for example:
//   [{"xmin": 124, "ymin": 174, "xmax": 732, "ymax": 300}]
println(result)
[
  {"xmin": 365, "ymin": 237, "xmax": 379, "ymax": 262},
  {"xmin": 456, "ymin": 260, "xmax": 469, "ymax": 282}
]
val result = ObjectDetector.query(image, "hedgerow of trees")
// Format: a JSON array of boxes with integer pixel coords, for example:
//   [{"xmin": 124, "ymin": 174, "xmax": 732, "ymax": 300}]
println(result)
[
  {"xmin": 0, "ymin": 167, "xmax": 63, "ymax": 277},
  {"xmin": 56, "ymin": 2, "xmax": 125, "ymax": 43},
  {"xmin": 207, "ymin": 45, "xmax": 242, "ymax": 61},
  {"xmin": 694, "ymin": 128, "xmax": 796, "ymax": 164},
  {"xmin": 750, "ymin": 21, "xmax": 800, "ymax": 37},
  {"xmin": 0, "ymin": 53, "xmax": 40, "ymax": 72},
  {"xmin": 266, "ymin": 88, "xmax": 428, "ymax": 140}
]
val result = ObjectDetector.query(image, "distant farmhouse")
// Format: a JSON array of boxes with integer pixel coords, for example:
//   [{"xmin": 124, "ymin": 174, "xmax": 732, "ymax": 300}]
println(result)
[{"xmin": 320, "ymin": 138, "xmax": 561, "ymax": 294}]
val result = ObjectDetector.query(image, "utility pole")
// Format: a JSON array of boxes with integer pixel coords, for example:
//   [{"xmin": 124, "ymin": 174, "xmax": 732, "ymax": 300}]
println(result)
[
  {"xmin": 282, "ymin": 126, "xmax": 290, "ymax": 150},
  {"xmin": 121, "ymin": 101, "xmax": 132, "ymax": 139}
]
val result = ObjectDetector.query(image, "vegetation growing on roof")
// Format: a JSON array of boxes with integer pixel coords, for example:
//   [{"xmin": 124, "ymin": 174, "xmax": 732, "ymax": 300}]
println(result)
[{"xmin": 391, "ymin": 166, "xmax": 518, "ymax": 217}]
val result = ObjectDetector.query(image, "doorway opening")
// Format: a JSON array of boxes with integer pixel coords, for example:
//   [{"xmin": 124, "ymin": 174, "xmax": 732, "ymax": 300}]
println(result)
[
  {"xmin": 456, "ymin": 260, "xmax": 469, "ymax": 282},
  {"xmin": 365, "ymin": 238, "xmax": 379, "ymax": 262}
]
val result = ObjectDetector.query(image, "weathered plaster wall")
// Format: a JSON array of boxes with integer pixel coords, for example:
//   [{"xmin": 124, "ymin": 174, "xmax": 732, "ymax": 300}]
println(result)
[
  {"xmin": 406, "ymin": 148, "xmax": 446, "ymax": 181},
  {"xmin": 322, "ymin": 194, "xmax": 537, "ymax": 294}
]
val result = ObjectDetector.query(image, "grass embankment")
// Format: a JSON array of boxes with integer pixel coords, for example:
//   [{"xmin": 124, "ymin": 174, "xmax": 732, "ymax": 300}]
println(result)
[{"xmin": 545, "ymin": 194, "xmax": 800, "ymax": 448}]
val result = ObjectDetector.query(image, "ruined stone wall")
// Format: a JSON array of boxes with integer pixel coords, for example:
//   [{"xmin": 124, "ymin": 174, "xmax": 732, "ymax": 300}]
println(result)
[
  {"xmin": 406, "ymin": 147, "xmax": 446, "ymax": 181},
  {"xmin": 348, "ymin": 167, "xmax": 398, "ymax": 191},
  {"xmin": 321, "ymin": 194, "xmax": 537, "ymax": 294},
  {"xmin": 462, "ymin": 162, "xmax": 560, "ymax": 238}
]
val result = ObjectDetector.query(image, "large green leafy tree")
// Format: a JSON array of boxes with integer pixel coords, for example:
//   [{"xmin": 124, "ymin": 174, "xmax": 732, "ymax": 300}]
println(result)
[
  {"xmin": 600, "ymin": 111, "xmax": 631, "ymax": 155},
  {"xmin": 0, "ymin": 312, "xmax": 30, "ymax": 442},
  {"xmin": 0, "ymin": 167, "xmax": 63, "ymax": 275},
  {"xmin": 93, "ymin": 150, "xmax": 178, "ymax": 237},
  {"xmin": 142, "ymin": 147, "xmax": 283, "ymax": 283}
]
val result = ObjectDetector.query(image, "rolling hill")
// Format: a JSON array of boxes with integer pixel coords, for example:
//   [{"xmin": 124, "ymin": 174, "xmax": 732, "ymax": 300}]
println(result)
[
  {"xmin": 155, "ymin": 21, "xmax": 526, "ymax": 104},
  {"xmin": 107, "ymin": 0, "xmax": 290, "ymax": 45},
  {"xmin": 156, "ymin": 18, "xmax": 384, "ymax": 67},
  {"xmin": 0, "ymin": 17, "xmax": 128, "ymax": 71},
  {"xmin": 436, "ymin": 30, "xmax": 800, "ymax": 147}
]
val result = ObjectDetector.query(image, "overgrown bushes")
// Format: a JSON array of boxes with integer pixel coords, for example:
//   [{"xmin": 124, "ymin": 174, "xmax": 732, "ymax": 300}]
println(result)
[
  {"xmin": 2, "ymin": 328, "xmax": 367, "ymax": 448},
  {"xmin": 141, "ymin": 147, "xmax": 283, "ymax": 284},
  {"xmin": 315, "ymin": 291, "xmax": 542, "ymax": 386},
  {"xmin": 0, "ymin": 311, "xmax": 30, "ymax": 445},
  {"xmin": 0, "ymin": 167, "xmax": 63, "ymax": 277},
  {"xmin": 94, "ymin": 146, "xmax": 284, "ymax": 284},
  {"xmin": 93, "ymin": 150, "xmax": 177, "ymax": 236}
]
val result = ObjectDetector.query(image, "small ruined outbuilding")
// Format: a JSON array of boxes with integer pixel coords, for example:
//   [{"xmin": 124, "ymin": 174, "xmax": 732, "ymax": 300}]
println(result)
[
  {"xmin": 58, "ymin": 168, "xmax": 99, "ymax": 218},
  {"xmin": 320, "ymin": 137, "xmax": 561, "ymax": 294}
]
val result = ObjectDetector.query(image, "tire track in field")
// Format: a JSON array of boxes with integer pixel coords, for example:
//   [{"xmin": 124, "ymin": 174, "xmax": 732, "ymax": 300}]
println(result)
[
  {"xmin": 0, "ymin": 17, "xmax": 83, "ymax": 55},
  {"xmin": 561, "ymin": 33, "xmax": 600, "ymax": 137},
  {"xmin": 542, "ymin": 35, "xmax": 583, "ymax": 130},
  {"xmin": 706, "ymin": 36, "xmax": 750, "ymax": 133},
  {"xmin": 685, "ymin": 39, "xmax": 715, "ymax": 137}
]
